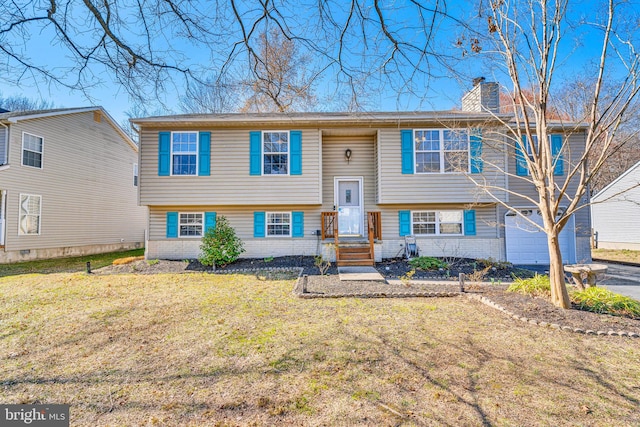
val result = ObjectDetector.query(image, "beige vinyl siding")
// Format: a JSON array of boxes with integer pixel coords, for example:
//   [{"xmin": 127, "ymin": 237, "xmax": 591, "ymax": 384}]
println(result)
[
  {"xmin": 2, "ymin": 112, "xmax": 146, "ymax": 252},
  {"xmin": 149, "ymin": 205, "xmax": 326, "ymax": 241},
  {"xmin": 375, "ymin": 204, "xmax": 498, "ymax": 240},
  {"xmin": 139, "ymin": 127, "xmax": 321, "ymax": 206},
  {"xmin": 377, "ymin": 128, "xmax": 507, "ymax": 204},
  {"xmin": 321, "ymin": 135, "xmax": 376, "ymax": 211},
  {"xmin": 505, "ymin": 131, "xmax": 590, "ymax": 238}
]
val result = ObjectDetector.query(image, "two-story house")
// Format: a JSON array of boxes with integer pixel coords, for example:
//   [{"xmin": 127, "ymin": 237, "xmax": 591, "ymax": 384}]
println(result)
[
  {"xmin": 0, "ymin": 107, "xmax": 147, "ymax": 263},
  {"xmin": 132, "ymin": 82, "xmax": 591, "ymax": 265}
]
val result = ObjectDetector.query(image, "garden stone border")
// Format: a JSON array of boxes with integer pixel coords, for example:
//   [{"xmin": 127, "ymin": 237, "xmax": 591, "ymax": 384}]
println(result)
[
  {"xmin": 207, "ymin": 268, "xmax": 638, "ymax": 339},
  {"xmin": 467, "ymin": 293, "xmax": 639, "ymax": 338}
]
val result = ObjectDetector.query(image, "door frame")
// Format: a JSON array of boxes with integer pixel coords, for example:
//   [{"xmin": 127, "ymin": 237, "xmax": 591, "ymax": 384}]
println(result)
[{"xmin": 334, "ymin": 177, "xmax": 364, "ymax": 237}]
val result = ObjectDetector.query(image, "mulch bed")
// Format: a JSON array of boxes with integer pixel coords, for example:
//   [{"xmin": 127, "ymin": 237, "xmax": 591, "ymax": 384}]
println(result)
[{"xmin": 94, "ymin": 256, "xmax": 640, "ymax": 336}]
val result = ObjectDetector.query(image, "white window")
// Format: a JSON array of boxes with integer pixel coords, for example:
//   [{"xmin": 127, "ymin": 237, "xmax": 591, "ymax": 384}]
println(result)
[
  {"xmin": 263, "ymin": 131, "xmax": 289, "ymax": 175},
  {"xmin": 133, "ymin": 163, "xmax": 139, "ymax": 186},
  {"xmin": 179, "ymin": 213, "xmax": 203, "ymax": 237},
  {"xmin": 266, "ymin": 212, "xmax": 291, "ymax": 237},
  {"xmin": 414, "ymin": 129, "xmax": 469, "ymax": 173},
  {"xmin": 171, "ymin": 132, "xmax": 198, "ymax": 175},
  {"xmin": 22, "ymin": 132, "xmax": 43, "ymax": 168},
  {"xmin": 412, "ymin": 210, "xmax": 463, "ymax": 236},
  {"xmin": 19, "ymin": 194, "xmax": 41, "ymax": 235}
]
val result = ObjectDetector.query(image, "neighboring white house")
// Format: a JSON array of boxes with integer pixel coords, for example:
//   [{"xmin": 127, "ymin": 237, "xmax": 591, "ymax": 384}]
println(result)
[
  {"xmin": 0, "ymin": 107, "xmax": 147, "ymax": 263},
  {"xmin": 591, "ymin": 161, "xmax": 640, "ymax": 250}
]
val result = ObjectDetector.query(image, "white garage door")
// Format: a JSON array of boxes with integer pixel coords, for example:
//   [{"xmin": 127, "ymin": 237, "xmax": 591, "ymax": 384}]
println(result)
[{"xmin": 505, "ymin": 209, "xmax": 576, "ymax": 264}]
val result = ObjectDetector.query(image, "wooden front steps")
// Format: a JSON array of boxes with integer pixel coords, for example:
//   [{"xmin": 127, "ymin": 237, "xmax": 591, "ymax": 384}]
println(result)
[{"xmin": 336, "ymin": 241, "xmax": 374, "ymax": 267}]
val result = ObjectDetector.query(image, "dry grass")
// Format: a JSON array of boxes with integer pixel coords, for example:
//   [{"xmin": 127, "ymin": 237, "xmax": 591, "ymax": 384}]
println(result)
[
  {"xmin": 593, "ymin": 248, "xmax": 640, "ymax": 264},
  {"xmin": 111, "ymin": 256, "xmax": 146, "ymax": 265},
  {"xmin": 1, "ymin": 271, "xmax": 639, "ymax": 426}
]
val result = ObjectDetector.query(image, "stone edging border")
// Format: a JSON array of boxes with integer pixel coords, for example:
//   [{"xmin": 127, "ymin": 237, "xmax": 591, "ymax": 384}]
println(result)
[
  {"xmin": 207, "ymin": 269, "xmax": 638, "ymax": 339},
  {"xmin": 467, "ymin": 293, "xmax": 639, "ymax": 338}
]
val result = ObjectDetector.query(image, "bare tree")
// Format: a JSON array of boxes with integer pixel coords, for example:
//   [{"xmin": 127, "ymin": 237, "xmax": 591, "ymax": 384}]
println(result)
[
  {"xmin": 465, "ymin": 0, "xmax": 640, "ymax": 308},
  {"xmin": 0, "ymin": 93, "xmax": 54, "ymax": 111},
  {"xmin": 180, "ymin": 74, "xmax": 240, "ymax": 114},
  {"xmin": 0, "ymin": 1, "xmax": 452, "ymax": 107},
  {"xmin": 239, "ymin": 28, "xmax": 317, "ymax": 113}
]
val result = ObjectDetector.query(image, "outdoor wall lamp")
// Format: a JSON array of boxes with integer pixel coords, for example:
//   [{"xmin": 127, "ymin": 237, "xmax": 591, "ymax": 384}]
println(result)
[{"xmin": 345, "ymin": 148, "xmax": 352, "ymax": 163}]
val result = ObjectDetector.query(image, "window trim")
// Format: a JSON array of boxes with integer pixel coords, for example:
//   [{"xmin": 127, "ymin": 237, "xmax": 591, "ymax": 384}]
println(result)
[
  {"xmin": 133, "ymin": 163, "xmax": 139, "ymax": 186},
  {"xmin": 411, "ymin": 210, "xmax": 464, "ymax": 236},
  {"xmin": 178, "ymin": 212, "xmax": 204, "ymax": 238},
  {"xmin": 170, "ymin": 131, "xmax": 198, "ymax": 176},
  {"xmin": 266, "ymin": 211, "xmax": 292, "ymax": 237},
  {"xmin": 413, "ymin": 129, "xmax": 470, "ymax": 174},
  {"xmin": 21, "ymin": 132, "xmax": 44, "ymax": 169},
  {"xmin": 262, "ymin": 130, "xmax": 290, "ymax": 176},
  {"xmin": 18, "ymin": 193, "xmax": 42, "ymax": 236}
]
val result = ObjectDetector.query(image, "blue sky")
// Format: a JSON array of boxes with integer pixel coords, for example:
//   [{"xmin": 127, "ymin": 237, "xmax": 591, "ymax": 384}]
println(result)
[{"xmin": 0, "ymin": 0, "xmax": 635, "ymax": 125}]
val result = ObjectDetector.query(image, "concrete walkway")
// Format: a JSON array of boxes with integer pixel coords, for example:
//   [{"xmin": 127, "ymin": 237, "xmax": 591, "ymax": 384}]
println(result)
[{"xmin": 338, "ymin": 266, "xmax": 386, "ymax": 282}]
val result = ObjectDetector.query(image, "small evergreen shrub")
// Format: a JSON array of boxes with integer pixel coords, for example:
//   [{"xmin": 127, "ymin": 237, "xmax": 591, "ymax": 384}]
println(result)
[
  {"xmin": 408, "ymin": 256, "xmax": 448, "ymax": 271},
  {"xmin": 199, "ymin": 215, "xmax": 245, "ymax": 268},
  {"xmin": 571, "ymin": 287, "xmax": 640, "ymax": 318},
  {"xmin": 507, "ymin": 274, "xmax": 551, "ymax": 297}
]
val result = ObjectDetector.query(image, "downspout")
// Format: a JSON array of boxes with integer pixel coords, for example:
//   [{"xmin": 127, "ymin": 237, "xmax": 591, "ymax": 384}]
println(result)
[{"xmin": 0, "ymin": 121, "xmax": 8, "ymax": 165}]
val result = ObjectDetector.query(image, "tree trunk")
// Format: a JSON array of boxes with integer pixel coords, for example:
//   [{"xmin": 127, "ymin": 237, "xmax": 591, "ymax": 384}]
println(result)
[{"xmin": 548, "ymin": 233, "xmax": 571, "ymax": 309}]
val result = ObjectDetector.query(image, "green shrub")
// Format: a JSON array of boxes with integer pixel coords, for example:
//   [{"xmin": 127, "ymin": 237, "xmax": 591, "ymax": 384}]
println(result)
[
  {"xmin": 507, "ymin": 274, "xmax": 551, "ymax": 297},
  {"xmin": 571, "ymin": 287, "xmax": 640, "ymax": 318},
  {"xmin": 199, "ymin": 215, "xmax": 245, "ymax": 268},
  {"xmin": 408, "ymin": 256, "xmax": 448, "ymax": 271},
  {"xmin": 477, "ymin": 257, "xmax": 512, "ymax": 270}
]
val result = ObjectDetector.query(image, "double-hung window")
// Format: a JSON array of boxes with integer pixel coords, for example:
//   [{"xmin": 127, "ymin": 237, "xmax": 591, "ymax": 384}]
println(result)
[
  {"xmin": 263, "ymin": 131, "xmax": 289, "ymax": 175},
  {"xmin": 19, "ymin": 194, "xmax": 41, "ymax": 235},
  {"xmin": 266, "ymin": 212, "xmax": 291, "ymax": 237},
  {"xmin": 414, "ymin": 129, "xmax": 469, "ymax": 173},
  {"xmin": 22, "ymin": 132, "xmax": 43, "ymax": 168},
  {"xmin": 172, "ymin": 132, "xmax": 198, "ymax": 175},
  {"xmin": 412, "ymin": 210, "xmax": 463, "ymax": 236},
  {"xmin": 179, "ymin": 213, "xmax": 203, "ymax": 237}
]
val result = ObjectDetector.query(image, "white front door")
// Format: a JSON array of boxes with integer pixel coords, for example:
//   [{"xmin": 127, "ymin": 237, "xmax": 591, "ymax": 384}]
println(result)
[{"xmin": 335, "ymin": 178, "xmax": 363, "ymax": 236}]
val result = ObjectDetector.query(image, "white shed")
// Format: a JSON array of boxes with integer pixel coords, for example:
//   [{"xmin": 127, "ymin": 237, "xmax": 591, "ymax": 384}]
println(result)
[{"xmin": 591, "ymin": 161, "xmax": 640, "ymax": 250}]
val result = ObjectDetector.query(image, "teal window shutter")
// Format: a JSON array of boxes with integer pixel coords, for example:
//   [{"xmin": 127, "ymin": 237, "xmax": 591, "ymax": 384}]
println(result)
[
  {"xmin": 166, "ymin": 212, "xmax": 178, "ymax": 238},
  {"xmin": 250, "ymin": 131, "xmax": 261, "ymax": 175},
  {"xmin": 464, "ymin": 210, "xmax": 476, "ymax": 236},
  {"xmin": 399, "ymin": 210, "xmax": 411, "ymax": 236},
  {"xmin": 204, "ymin": 212, "xmax": 217, "ymax": 233},
  {"xmin": 159, "ymin": 132, "xmax": 171, "ymax": 176},
  {"xmin": 551, "ymin": 134, "xmax": 564, "ymax": 176},
  {"xmin": 401, "ymin": 130, "xmax": 414, "ymax": 174},
  {"xmin": 292, "ymin": 211, "xmax": 304, "ymax": 237},
  {"xmin": 254, "ymin": 211, "xmax": 265, "ymax": 237},
  {"xmin": 470, "ymin": 129, "xmax": 483, "ymax": 173},
  {"xmin": 198, "ymin": 132, "xmax": 211, "ymax": 176},
  {"xmin": 290, "ymin": 131, "xmax": 302, "ymax": 175},
  {"xmin": 516, "ymin": 136, "xmax": 528, "ymax": 176}
]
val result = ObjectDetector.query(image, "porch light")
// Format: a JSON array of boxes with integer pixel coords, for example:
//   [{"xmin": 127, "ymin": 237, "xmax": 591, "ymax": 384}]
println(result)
[{"xmin": 345, "ymin": 148, "xmax": 352, "ymax": 163}]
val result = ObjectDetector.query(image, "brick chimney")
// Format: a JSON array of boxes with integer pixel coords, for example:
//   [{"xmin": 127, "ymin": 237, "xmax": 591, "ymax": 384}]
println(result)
[{"xmin": 461, "ymin": 78, "xmax": 500, "ymax": 113}]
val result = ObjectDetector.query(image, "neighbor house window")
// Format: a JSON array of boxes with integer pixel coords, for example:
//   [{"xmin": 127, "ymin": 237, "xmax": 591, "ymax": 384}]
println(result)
[
  {"xmin": 19, "ymin": 194, "xmax": 41, "ymax": 235},
  {"xmin": 263, "ymin": 131, "xmax": 289, "ymax": 175},
  {"xmin": 266, "ymin": 212, "xmax": 291, "ymax": 236},
  {"xmin": 179, "ymin": 212, "xmax": 203, "ymax": 237},
  {"xmin": 133, "ymin": 163, "xmax": 139, "ymax": 186},
  {"xmin": 412, "ymin": 210, "xmax": 463, "ymax": 236},
  {"xmin": 414, "ymin": 129, "xmax": 469, "ymax": 173},
  {"xmin": 22, "ymin": 132, "xmax": 43, "ymax": 168},
  {"xmin": 171, "ymin": 132, "xmax": 197, "ymax": 175}
]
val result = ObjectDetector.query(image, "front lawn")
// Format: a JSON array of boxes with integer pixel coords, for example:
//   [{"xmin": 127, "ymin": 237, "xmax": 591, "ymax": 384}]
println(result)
[
  {"xmin": 0, "ymin": 248, "xmax": 145, "ymax": 277},
  {"xmin": 1, "ymin": 271, "xmax": 639, "ymax": 426},
  {"xmin": 593, "ymin": 248, "xmax": 640, "ymax": 264}
]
